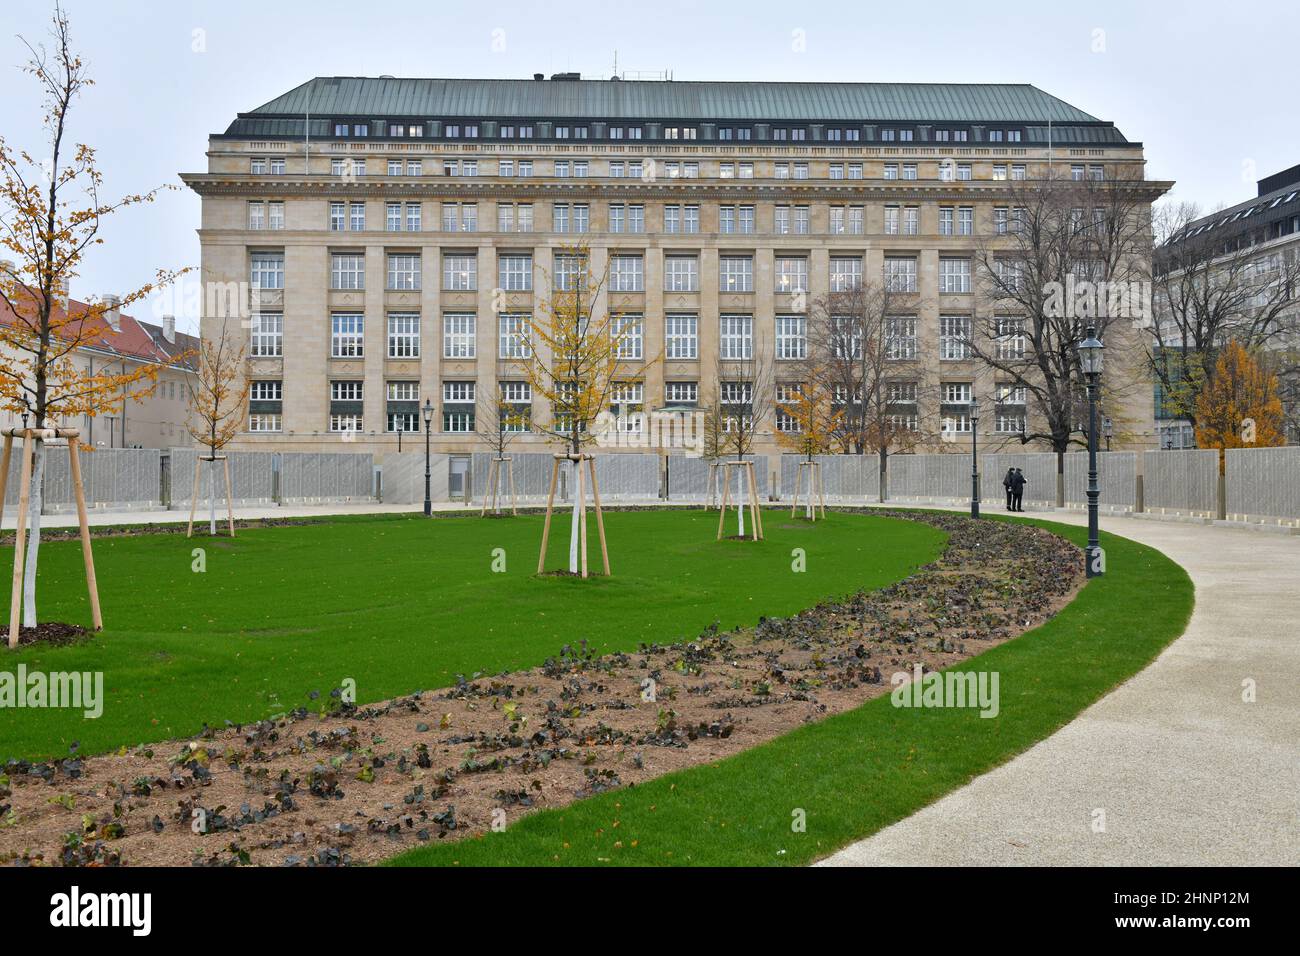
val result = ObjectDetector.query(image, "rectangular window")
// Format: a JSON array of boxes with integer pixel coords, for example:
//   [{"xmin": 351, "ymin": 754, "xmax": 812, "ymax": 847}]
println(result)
[
  {"xmin": 247, "ymin": 202, "xmax": 265, "ymax": 230},
  {"xmin": 939, "ymin": 258, "xmax": 972, "ymax": 294},
  {"xmin": 614, "ymin": 313, "xmax": 643, "ymax": 359},
  {"xmin": 249, "ymin": 312, "xmax": 282, "ymax": 357},
  {"xmin": 498, "ymin": 254, "xmax": 533, "ymax": 291},
  {"xmin": 250, "ymin": 252, "xmax": 284, "ymax": 290},
  {"xmin": 387, "ymin": 202, "xmax": 402, "ymax": 231},
  {"xmin": 406, "ymin": 202, "xmax": 421, "ymax": 232},
  {"xmin": 329, "ymin": 202, "xmax": 345, "ymax": 231},
  {"xmin": 350, "ymin": 202, "xmax": 365, "ymax": 231},
  {"xmin": 665, "ymin": 381, "xmax": 698, "ymax": 404},
  {"xmin": 330, "ymin": 313, "xmax": 364, "ymax": 358},
  {"xmin": 958, "ymin": 206, "xmax": 973, "ymax": 236},
  {"xmin": 442, "ymin": 253, "xmax": 477, "ymax": 290},
  {"xmin": 776, "ymin": 315, "xmax": 806, "ymax": 360},
  {"xmin": 886, "ymin": 316, "xmax": 917, "ymax": 360},
  {"xmin": 996, "ymin": 316, "xmax": 1027, "ymax": 359},
  {"xmin": 720, "ymin": 256, "xmax": 753, "ymax": 293},
  {"xmin": 775, "ymin": 257, "xmax": 808, "ymax": 294},
  {"xmin": 665, "ymin": 255, "xmax": 699, "ymax": 292},
  {"xmin": 665, "ymin": 314, "xmax": 698, "ymax": 359},
  {"xmin": 387, "ymin": 254, "xmax": 421, "ymax": 290},
  {"xmin": 610, "ymin": 255, "xmax": 644, "ymax": 292},
  {"xmin": 268, "ymin": 201, "xmax": 284, "ymax": 230},
  {"xmin": 830, "ymin": 257, "xmax": 863, "ymax": 292},
  {"xmin": 443, "ymin": 313, "xmax": 476, "ymax": 359},
  {"xmin": 387, "ymin": 313, "xmax": 420, "ymax": 358},
  {"xmin": 720, "ymin": 314, "xmax": 753, "ymax": 360},
  {"xmin": 884, "ymin": 257, "xmax": 917, "ymax": 293},
  {"xmin": 442, "ymin": 382, "xmax": 475, "ymax": 432},
  {"xmin": 498, "ymin": 313, "xmax": 532, "ymax": 359},
  {"xmin": 330, "ymin": 253, "xmax": 364, "ymax": 290},
  {"xmin": 939, "ymin": 315, "xmax": 971, "ymax": 360}
]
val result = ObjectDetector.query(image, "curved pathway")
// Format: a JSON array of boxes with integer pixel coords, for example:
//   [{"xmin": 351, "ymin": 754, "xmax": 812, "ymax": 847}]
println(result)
[{"xmin": 819, "ymin": 508, "xmax": 1300, "ymax": 866}]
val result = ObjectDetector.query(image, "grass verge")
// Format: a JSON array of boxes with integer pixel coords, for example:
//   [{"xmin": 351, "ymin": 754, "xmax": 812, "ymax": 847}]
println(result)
[{"xmin": 385, "ymin": 516, "xmax": 1193, "ymax": 867}]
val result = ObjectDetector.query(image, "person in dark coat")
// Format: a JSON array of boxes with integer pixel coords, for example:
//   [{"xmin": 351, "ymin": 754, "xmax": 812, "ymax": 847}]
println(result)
[
  {"xmin": 1003, "ymin": 468, "xmax": 1016, "ymax": 510},
  {"xmin": 1010, "ymin": 468, "xmax": 1027, "ymax": 512}
]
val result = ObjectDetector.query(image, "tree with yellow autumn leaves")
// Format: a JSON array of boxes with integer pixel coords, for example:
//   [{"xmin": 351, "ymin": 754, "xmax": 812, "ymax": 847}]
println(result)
[
  {"xmin": 519, "ymin": 244, "xmax": 650, "ymax": 574},
  {"xmin": 1194, "ymin": 340, "xmax": 1285, "ymax": 465},
  {"xmin": 0, "ymin": 5, "xmax": 185, "ymax": 628}
]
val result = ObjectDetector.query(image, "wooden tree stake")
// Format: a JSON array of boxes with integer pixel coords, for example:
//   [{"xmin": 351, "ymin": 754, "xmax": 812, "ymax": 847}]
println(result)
[
  {"xmin": 67, "ymin": 437, "xmax": 103, "ymax": 629},
  {"xmin": 537, "ymin": 456, "xmax": 561, "ymax": 574}
]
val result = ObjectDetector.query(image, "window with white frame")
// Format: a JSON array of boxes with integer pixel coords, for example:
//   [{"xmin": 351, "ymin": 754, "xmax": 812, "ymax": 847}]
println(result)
[
  {"xmin": 553, "ymin": 253, "xmax": 585, "ymax": 291},
  {"xmin": 250, "ymin": 252, "xmax": 284, "ymax": 290},
  {"xmin": 775, "ymin": 257, "xmax": 808, "ymax": 294},
  {"xmin": 720, "ymin": 381, "xmax": 753, "ymax": 432},
  {"xmin": 610, "ymin": 255, "xmax": 644, "ymax": 292},
  {"xmin": 329, "ymin": 202, "xmax": 345, "ymax": 231},
  {"xmin": 248, "ymin": 379, "xmax": 282, "ymax": 432},
  {"xmin": 442, "ymin": 381, "xmax": 475, "ymax": 432},
  {"xmin": 387, "ymin": 313, "xmax": 420, "ymax": 358},
  {"xmin": 886, "ymin": 316, "xmax": 917, "ymax": 360},
  {"xmin": 406, "ymin": 202, "xmax": 421, "ymax": 231},
  {"xmin": 349, "ymin": 202, "xmax": 365, "ymax": 231},
  {"xmin": 720, "ymin": 256, "xmax": 753, "ymax": 292},
  {"xmin": 499, "ymin": 381, "xmax": 532, "ymax": 431},
  {"xmin": 939, "ymin": 315, "xmax": 971, "ymax": 360},
  {"xmin": 614, "ymin": 313, "xmax": 643, "ymax": 360},
  {"xmin": 830, "ymin": 257, "xmax": 863, "ymax": 292},
  {"xmin": 996, "ymin": 316, "xmax": 1027, "ymax": 359},
  {"xmin": 903, "ymin": 206, "xmax": 919, "ymax": 235},
  {"xmin": 720, "ymin": 314, "xmax": 753, "ymax": 360},
  {"xmin": 498, "ymin": 253, "xmax": 532, "ymax": 291},
  {"xmin": 665, "ymin": 255, "xmax": 699, "ymax": 292},
  {"xmin": 248, "ymin": 202, "xmax": 265, "ymax": 230},
  {"xmin": 330, "ymin": 314, "xmax": 364, "ymax": 358},
  {"xmin": 774, "ymin": 383, "xmax": 802, "ymax": 432},
  {"xmin": 386, "ymin": 202, "xmax": 402, "ymax": 231},
  {"xmin": 331, "ymin": 253, "xmax": 365, "ymax": 290},
  {"xmin": 887, "ymin": 381, "xmax": 918, "ymax": 405},
  {"xmin": 939, "ymin": 258, "xmax": 972, "ymax": 294},
  {"xmin": 958, "ymin": 206, "xmax": 973, "ymax": 236},
  {"xmin": 386, "ymin": 381, "xmax": 421, "ymax": 433},
  {"xmin": 387, "ymin": 254, "xmax": 421, "ymax": 290},
  {"xmin": 443, "ymin": 313, "xmax": 476, "ymax": 359},
  {"xmin": 884, "ymin": 257, "xmax": 917, "ymax": 293},
  {"xmin": 498, "ymin": 313, "xmax": 532, "ymax": 359},
  {"xmin": 442, "ymin": 253, "xmax": 477, "ymax": 290},
  {"xmin": 665, "ymin": 381, "xmax": 698, "ymax": 404},
  {"xmin": 885, "ymin": 206, "xmax": 900, "ymax": 235},
  {"xmin": 665, "ymin": 314, "xmax": 698, "ymax": 359},
  {"xmin": 250, "ymin": 312, "xmax": 282, "ymax": 357},
  {"xmin": 830, "ymin": 315, "xmax": 862, "ymax": 359},
  {"xmin": 776, "ymin": 315, "xmax": 806, "ymax": 360}
]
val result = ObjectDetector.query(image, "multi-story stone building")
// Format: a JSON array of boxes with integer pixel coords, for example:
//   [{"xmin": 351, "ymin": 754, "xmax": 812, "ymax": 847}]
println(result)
[{"xmin": 183, "ymin": 75, "xmax": 1164, "ymax": 459}]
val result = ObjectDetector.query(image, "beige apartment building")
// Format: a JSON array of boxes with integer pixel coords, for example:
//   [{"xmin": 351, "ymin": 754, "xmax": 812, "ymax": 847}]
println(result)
[{"xmin": 183, "ymin": 75, "xmax": 1165, "ymax": 458}]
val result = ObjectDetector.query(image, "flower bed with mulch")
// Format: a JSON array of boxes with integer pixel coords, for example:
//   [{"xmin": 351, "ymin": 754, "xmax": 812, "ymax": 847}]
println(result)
[{"xmin": 0, "ymin": 511, "xmax": 1081, "ymax": 867}]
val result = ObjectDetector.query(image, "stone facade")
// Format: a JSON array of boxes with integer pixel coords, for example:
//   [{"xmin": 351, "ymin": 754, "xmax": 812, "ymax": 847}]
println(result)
[{"xmin": 184, "ymin": 78, "xmax": 1167, "ymax": 458}]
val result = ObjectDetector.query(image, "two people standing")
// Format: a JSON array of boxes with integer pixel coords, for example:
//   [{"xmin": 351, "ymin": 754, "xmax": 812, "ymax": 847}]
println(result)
[{"xmin": 1003, "ymin": 467, "xmax": 1027, "ymax": 512}]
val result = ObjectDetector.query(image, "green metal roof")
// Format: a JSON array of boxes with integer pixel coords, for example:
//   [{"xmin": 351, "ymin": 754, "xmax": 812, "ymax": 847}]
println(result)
[{"xmin": 243, "ymin": 77, "xmax": 1109, "ymax": 124}]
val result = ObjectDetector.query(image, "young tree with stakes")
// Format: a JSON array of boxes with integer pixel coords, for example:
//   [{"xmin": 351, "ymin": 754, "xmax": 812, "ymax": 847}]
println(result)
[
  {"xmin": 474, "ymin": 382, "xmax": 529, "ymax": 515},
  {"xmin": 185, "ymin": 321, "xmax": 245, "ymax": 536},
  {"xmin": 519, "ymin": 243, "xmax": 640, "ymax": 575},
  {"xmin": 775, "ymin": 372, "xmax": 842, "ymax": 519},
  {"xmin": 702, "ymin": 339, "xmax": 773, "ymax": 536},
  {"xmin": 0, "ymin": 5, "xmax": 185, "ymax": 629}
]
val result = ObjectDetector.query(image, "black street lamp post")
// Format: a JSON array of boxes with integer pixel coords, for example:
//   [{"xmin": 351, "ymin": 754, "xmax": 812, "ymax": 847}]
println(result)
[
  {"xmin": 969, "ymin": 395, "xmax": 981, "ymax": 519},
  {"xmin": 422, "ymin": 398, "xmax": 435, "ymax": 517},
  {"xmin": 1078, "ymin": 326, "xmax": 1105, "ymax": 577}
]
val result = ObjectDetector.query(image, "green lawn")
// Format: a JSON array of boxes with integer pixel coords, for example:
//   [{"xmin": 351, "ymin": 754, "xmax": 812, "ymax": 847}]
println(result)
[
  {"xmin": 0, "ymin": 509, "xmax": 946, "ymax": 760},
  {"xmin": 386, "ymin": 516, "xmax": 1194, "ymax": 867}
]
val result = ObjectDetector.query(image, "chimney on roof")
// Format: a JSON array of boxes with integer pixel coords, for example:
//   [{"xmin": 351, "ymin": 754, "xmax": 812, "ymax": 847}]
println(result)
[
  {"xmin": 533, "ymin": 73, "xmax": 544, "ymax": 81},
  {"xmin": 102, "ymin": 294, "xmax": 121, "ymax": 331},
  {"xmin": 162, "ymin": 313, "xmax": 176, "ymax": 343}
]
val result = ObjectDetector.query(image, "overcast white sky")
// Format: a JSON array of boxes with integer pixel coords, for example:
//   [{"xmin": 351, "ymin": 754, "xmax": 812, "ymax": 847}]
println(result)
[{"xmin": 2, "ymin": 0, "xmax": 1296, "ymax": 333}]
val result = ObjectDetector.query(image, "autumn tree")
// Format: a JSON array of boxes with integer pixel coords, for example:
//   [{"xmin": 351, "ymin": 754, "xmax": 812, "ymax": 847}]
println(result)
[
  {"xmin": 519, "ymin": 244, "xmax": 639, "ymax": 573},
  {"xmin": 1148, "ymin": 201, "xmax": 1300, "ymax": 432},
  {"xmin": 774, "ymin": 375, "xmax": 843, "ymax": 461},
  {"xmin": 185, "ymin": 320, "xmax": 245, "ymax": 535},
  {"xmin": 701, "ymin": 333, "xmax": 773, "ymax": 535},
  {"xmin": 0, "ymin": 5, "xmax": 184, "ymax": 626},
  {"xmin": 1194, "ymin": 340, "xmax": 1285, "ymax": 464}
]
